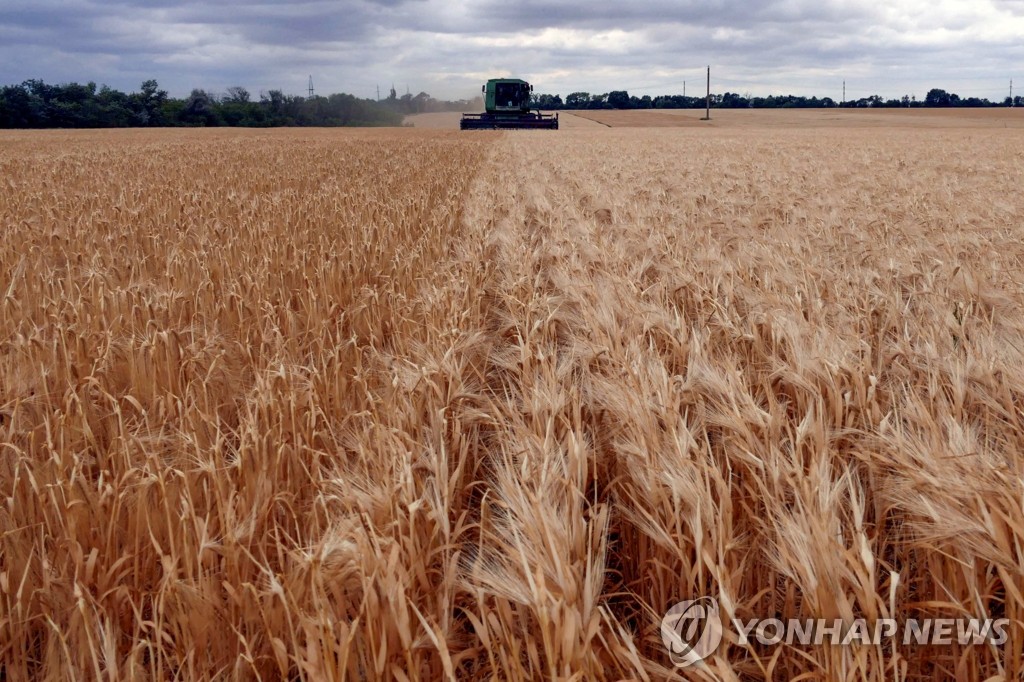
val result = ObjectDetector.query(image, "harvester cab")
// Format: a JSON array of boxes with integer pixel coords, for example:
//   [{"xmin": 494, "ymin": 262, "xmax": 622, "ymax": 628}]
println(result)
[
  {"xmin": 492, "ymin": 80, "xmax": 530, "ymax": 111},
  {"xmin": 460, "ymin": 78, "xmax": 559, "ymax": 130}
]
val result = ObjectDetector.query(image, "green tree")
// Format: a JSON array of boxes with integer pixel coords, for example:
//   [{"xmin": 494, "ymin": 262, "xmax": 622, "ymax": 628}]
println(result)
[
  {"xmin": 135, "ymin": 79, "xmax": 168, "ymax": 125},
  {"xmin": 607, "ymin": 90, "xmax": 630, "ymax": 109},
  {"xmin": 925, "ymin": 88, "xmax": 952, "ymax": 107},
  {"xmin": 180, "ymin": 89, "xmax": 219, "ymax": 126},
  {"xmin": 565, "ymin": 92, "xmax": 590, "ymax": 109},
  {"xmin": 721, "ymin": 92, "xmax": 749, "ymax": 108},
  {"xmin": 531, "ymin": 93, "xmax": 563, "ymax": 109},
  {"xmin": 225, "ymin": 86, "xmax": 250, "ymax": 104}
]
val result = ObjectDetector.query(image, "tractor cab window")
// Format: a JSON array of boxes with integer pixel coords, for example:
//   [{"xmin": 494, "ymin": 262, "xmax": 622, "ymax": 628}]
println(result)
[{"xmin": 494, "ymin": 82, "xmax": 526, "ymax": 108}]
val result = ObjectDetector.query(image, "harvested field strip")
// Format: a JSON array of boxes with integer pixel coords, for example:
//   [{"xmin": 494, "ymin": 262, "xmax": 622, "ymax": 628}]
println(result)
[
  {"xmin": 564, "ymin": 111, "xmax": 611, "ymax": 127},
  {"xmin": 566, "ymin": 110, "xmax": 705, "ymax": 127},
  {"xmin": 560, "ymin": 107, "xmax": 1024, "ymax": 129}
]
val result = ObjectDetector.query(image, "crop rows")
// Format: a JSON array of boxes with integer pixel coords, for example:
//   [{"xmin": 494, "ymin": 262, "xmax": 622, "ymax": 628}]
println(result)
[{"xmin": 2, "ymin": 125, "xmax": 1024, "ymax": 680}]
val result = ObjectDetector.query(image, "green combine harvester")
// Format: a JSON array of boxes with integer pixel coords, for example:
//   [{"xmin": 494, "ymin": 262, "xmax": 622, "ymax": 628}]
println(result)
[{"xmin": 460, "ymin": 78, "xmax": 559, "ymax": 130}]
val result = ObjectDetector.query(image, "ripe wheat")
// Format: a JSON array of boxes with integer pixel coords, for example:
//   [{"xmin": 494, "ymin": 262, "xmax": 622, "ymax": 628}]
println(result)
[{"xmin": 2, "ymin": 122, "xmax": 1023, "ymax": 680}]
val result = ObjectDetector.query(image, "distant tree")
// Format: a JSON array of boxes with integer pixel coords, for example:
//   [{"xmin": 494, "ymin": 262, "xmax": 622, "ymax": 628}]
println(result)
[
  {"xmin": 607, "ymin": 90, "xmax": 630, "ymax": 109},
  {"xmin": 925, "ymin": 88, "xmax": 952, "ymax": 107},
  {"xmin": 720, "ymin": 92, "xmax": 749, "ymax": 108},
  {"xmin": 31, "ymin": 81, "xmax": 102, "ymax": 126},
  {"xmin": 531, "ymin": 93, "xmax": 563, "ymax": 109},
  {"xmin": 0, "ymin": 77, "xmax": 405, "ymax": 128},
  {"xmin": 135, "ymin": 79, "xmax": 168, "ymax": 125},
  {"xmin": 565, "ymin": 92, "xmax": 590, "ymax": 109},
  {"xmin": 96, "ymin": 84, "xmax": 139, "ymax": 126},
  {"xmin": 0, "ymin": 84, "xmax": 36, "ymax": 127},
  {"xmin": 180, "ymin": 89, "xmax": 219, "ymax": 126},
  {"xmin": 140, "ymin": 79, "xmax": 165, "ymax": 99},
  {"xmin": 264, "ymin": 89, "xmax": 285, "ymax": 115},
  {"xmin": 225, "ymin": 86, "xmax": 250, "ymax": 104}
]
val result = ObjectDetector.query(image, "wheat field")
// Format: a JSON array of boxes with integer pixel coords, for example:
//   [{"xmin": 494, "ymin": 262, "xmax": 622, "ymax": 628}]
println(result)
[{"xmin": 2, "ymin": 117, "xmax": 1024, "ymax": 680}]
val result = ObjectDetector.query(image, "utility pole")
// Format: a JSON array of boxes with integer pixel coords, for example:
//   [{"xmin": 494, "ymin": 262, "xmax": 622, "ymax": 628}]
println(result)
[
  {"xmin": 683, "ymin": 81, "xmax": 686, "ymax": 98},
  {"xmin": 702, "ymin": 66, "xmax": 711, "ymax": 120},
  {"xmin": 377, "ymin": 84, "xmax": 380, "ymax": 101},
  {"xmin": 842, "ymin": 80, "xmax": 846, "ymax": 107},
  {"xmin": 308, "ymin": 75, "xmax": 314, "ymax": 98},
  {"xmin": 1011, "ymin": 79, "xmax": 1014, "ymax": 106}
]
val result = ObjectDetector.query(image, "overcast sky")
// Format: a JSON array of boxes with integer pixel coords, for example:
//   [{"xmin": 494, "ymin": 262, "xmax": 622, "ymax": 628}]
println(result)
[{"xmin": 1, "ymin": 0, "xmax": 1021, "ymax": 102}]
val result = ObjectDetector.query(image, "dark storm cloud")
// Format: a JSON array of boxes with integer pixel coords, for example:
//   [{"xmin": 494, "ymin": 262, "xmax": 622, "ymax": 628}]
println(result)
[
  {"xmin": 154, "ymin": 1, "xmax": 393, "ymax": 44},
  {"xmin": 0, "ymin": 2, "xmax": 96, "ymax": 44},
  {"xmin": 0, "ymin": 0, "xmax": 1019, "ymax": 101},
  {"xmin": 0, "ymin": 0, "xmax": 388, "ymax": 51},
  {"xmin": 465, "ymin": 0, "xmax": 873, "ymax": 32}
]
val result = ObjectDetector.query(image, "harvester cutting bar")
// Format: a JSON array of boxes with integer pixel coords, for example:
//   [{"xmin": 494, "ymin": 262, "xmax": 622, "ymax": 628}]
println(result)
[{"xmin": 460, "ymin": 112, "xmax": 559, "ymax": 130}]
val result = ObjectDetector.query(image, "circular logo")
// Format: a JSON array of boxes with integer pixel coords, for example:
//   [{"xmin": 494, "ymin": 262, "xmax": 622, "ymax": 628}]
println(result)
[{"xmin": 661, "ymin": 597, "xmax": 723, "ymax": 667}]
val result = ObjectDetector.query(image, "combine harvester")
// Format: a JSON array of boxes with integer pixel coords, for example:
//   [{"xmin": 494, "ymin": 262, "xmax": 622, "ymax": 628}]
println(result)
[{"xmin": 460, "ymin": 78, "xmax": 559, "ymax": 130}]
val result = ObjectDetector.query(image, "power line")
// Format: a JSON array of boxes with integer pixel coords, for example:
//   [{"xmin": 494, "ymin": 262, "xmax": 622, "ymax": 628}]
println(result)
[
  {"xmin": 532, "ymin": 68, "xmax": 1017, "ymax": 104},
  {"xmin": 571, "ymin": 69, "xmax": 709, "ymax": 94}
]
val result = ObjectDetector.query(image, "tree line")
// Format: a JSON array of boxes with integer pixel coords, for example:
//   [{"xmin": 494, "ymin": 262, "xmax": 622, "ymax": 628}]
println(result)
[
  {"xmin": 0, "ymin": 79, "xmax": 480, "ymax": 128},
  {"xmin": 3, "ymin": 79, "xmax": 1017, "ymax": 128},
  {"xmin": 533, "ymin": 88, "xmax": 1022, "ymax": 110}
]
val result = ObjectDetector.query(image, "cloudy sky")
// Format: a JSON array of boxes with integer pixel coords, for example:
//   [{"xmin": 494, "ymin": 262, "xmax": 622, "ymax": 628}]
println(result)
[{"xmin": 1, "ymin": 0, "xmax": 1021, "ymax": 102}]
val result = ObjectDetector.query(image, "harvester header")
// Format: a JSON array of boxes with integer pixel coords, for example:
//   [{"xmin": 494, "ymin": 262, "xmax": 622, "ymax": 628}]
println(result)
[{"xmin": 460, "ymin": 78, "xmax": 559, "ymax": 130}]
